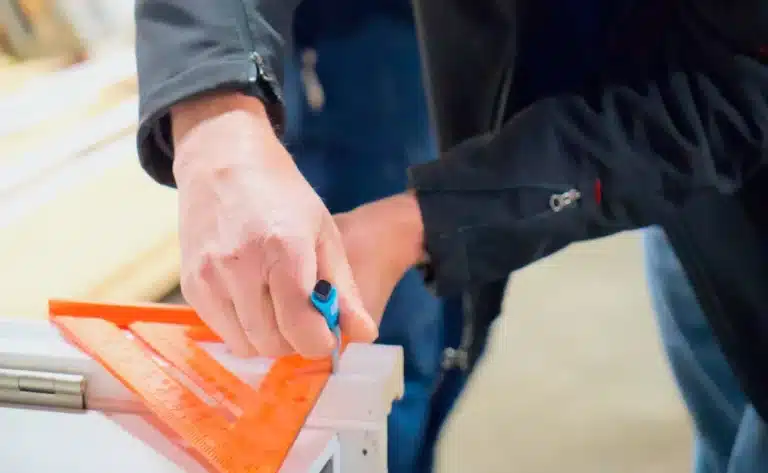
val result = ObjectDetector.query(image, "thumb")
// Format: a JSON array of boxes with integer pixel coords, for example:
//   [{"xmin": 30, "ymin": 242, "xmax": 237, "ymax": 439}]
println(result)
[{"xmin": 316, "ymin": 226, "xmax": 378, "ymax": 343}]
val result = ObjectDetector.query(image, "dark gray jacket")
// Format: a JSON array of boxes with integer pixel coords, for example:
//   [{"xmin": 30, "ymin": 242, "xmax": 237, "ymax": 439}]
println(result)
[{"xmin": 135, "ymin": 0, "xmax": 768, "ymax": 419}]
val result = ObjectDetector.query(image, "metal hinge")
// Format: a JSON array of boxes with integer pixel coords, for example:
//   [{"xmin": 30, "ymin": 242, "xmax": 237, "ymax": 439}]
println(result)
[{"xmin": 0, "ymin": 367, "xmax": 86, "ymax": 410}]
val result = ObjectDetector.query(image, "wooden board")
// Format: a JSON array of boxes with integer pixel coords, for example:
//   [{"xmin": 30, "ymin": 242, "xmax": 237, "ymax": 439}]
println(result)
[
  {"xmin": 0, "ymin": 135, "xmax": 180, "ymax": 316},
  {"xmin": 0, "ymin": 0, "xmax": 82, "ymax": 59},
  {"xmin": 0, "ymin": 76, "xmax": 136, "ymax": 160},
  {"xmin": 0, "ymin": 0, "xmax": 134, "ymax": 60},
  {"xmin": 0, "ymin": 97, "xmax": 138, "ymax": 200},
  {"xmin": 0, "ymin": 48, "xmax": 178, "ymax": 318},
  {"xmin": 0, "ymin": 54, "xmax": 75, "ymax": 92},
  {"xmin": 0, "ymin": 47, "xmax": 136, "ymax": 144}
]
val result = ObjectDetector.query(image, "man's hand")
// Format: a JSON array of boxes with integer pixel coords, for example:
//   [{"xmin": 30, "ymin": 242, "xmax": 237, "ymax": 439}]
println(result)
[
  {"xmin": 334, "ymin": 192, "xmax": 426, "ymax": 323},
  {"xmin": 171, "ymin": 92, "xmax": 377, "ymax": 358}
]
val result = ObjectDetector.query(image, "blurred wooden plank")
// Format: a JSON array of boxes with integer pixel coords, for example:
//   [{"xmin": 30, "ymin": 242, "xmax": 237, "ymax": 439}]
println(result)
[
  {"xmin": 0, "ymin": 32, "xmax": 177, "ymax": 319},
  {"xmin": 0, "ymin": 0, "xmax": 134, "ymax": 59},
  {"xmin": 0, "ymin": 52, "xmax": 14, "ymax": 66},
  {"xmin": 0, "ymin": 96, "xmax": 137, "ymax": 199},
  {"xmin": 0, "ymin": 0, "xmax": 83, "ymax": 59},
  {"xmin": 0, "ymin": 48, "xmax": 137, "ymax": 202},
  {"xmin": 0, "ymin": 75, "xmax": 136, "ymax": 157},
  {"xmin": 0, "ymin": 134, "xmax": 180, "ymax": 318},
  {"xmin": 0, "ymin": 47, "xmax": 135, "ymax": 139},
  {"xmin": 0, "ymin": 54, "xmax": 74, "ymax": 92}
]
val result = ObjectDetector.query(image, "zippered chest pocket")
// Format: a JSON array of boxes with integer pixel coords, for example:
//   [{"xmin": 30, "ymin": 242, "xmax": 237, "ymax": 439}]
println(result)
[{"xmin": 501, "ymin": 185, "xmax": 583, "ymax": 221}]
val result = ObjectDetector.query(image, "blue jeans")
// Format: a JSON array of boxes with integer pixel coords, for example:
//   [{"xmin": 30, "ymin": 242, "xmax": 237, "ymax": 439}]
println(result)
[
  {"xmin": 284, "ymin": 15, "xmax": 483, "ymax": 473},
  {"xmin": 643, "ymin": 227, "xmax": 768, "ymax": 473}
]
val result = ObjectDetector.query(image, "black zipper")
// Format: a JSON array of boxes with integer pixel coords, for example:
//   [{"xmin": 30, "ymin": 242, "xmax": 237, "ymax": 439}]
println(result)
[
  {"xmin": 490, "ymin": 65, "xmax": 515, "ymax": 132},
  {"xmin": 231, "ymin": 0, "xmax": 280, "ymax": 104},
  {"xmin": 431, "ymin": 185, "xmax": 581, "ymax": 377},
  {"xmin": 439, "ymin": 291, "xmax": 476, "ymax": 374},
  {"xmin": 438, "ymin": 38, "xmax": 516, "ymax": 377}
]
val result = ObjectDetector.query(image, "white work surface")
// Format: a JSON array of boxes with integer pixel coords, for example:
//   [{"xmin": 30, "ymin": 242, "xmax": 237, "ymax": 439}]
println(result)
[
  {"xmin": 0, "ymin": 318, "xmax": 404, "ymax": 473},
  {"xmin": 0, "ymin": 405, "xmax": 338, "ymax": 473}
]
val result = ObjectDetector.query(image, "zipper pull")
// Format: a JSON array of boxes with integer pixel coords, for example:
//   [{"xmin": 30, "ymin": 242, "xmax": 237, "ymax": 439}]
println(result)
[
  {"xmin": 248, "ymin": 52, "xmax": 281, "ymax": 102},
  {"xmin": 549, "ymin": 188, "xmax": 581, "ymax": 212},
  {"xmin": 300, "ymin": 48, "xmax": 325, "ymax": 111},
  {"xmin": 441, "ymin": 347, "xmax": 469, "ymax": 371}
]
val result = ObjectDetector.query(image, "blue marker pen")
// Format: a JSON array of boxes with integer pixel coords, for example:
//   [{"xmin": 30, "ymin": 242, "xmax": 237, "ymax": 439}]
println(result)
[{"xmin": 310, "ymin": 279, "xmax": 340, "ymax": 372}]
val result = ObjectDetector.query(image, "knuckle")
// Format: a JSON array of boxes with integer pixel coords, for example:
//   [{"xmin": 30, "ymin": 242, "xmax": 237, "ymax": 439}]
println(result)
[
  {"xmin": 259, "ymin": 231, "xmax": 306, "ymax": 275},
  {"xmin": 217, "ymin": 241, "xmax": 250, "ymax": 265},
  {"xmin": 196, "ymin": 252, "xmax": 218, "ymax": 282},
  {"xmin": 215, "ymin": 226, "xmax": 269, "ymax": 265},
  {"xmin": 216, "ymin": 224, "xmax": 303, "ymax": 270},
  {"xmin": 179, "ymin": 255, "xmax": 223, "ymax": 306},
  {"xmin": 259, "ymin": 228, "xmax": 303, "ymax": 255},
  {"xmin": 181, "ymin": 247, "xmax": 218, "ymax": 278}
]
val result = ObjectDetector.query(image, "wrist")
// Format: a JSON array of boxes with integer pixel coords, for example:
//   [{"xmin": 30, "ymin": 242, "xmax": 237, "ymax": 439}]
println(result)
[
  {"xmin": 170, "ymin": 92, "xmax": 280, "ymax": 180},
  {"xmin": 380, "ymin": 191, "xmax": 427, "ymax": 269},
  {"xmin": 171, "ymin": 91, "xmax": 269, "ymax": 138}
]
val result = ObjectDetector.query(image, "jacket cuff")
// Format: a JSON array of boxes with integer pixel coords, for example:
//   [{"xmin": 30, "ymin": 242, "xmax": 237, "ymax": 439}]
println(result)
[
  {"xmin": 407, "ymin": 130, "xmax": 594, "ymax": 296},
  {"xmin": 406, "ymin": 140, "xmax": 490, "ymax": 296},
  {"xmin": 407, "ymin": 171, "xmax": 470, "ymax": 296},
  {"xmin": 137, "ymin": 56, "xmax": 284, "ymax": 188}
]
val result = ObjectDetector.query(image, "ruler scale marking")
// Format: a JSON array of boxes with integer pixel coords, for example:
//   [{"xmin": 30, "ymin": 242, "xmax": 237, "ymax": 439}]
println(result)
[{"xmin": 50, "ymin": 305, "xmax": 342, "ymax": 473}]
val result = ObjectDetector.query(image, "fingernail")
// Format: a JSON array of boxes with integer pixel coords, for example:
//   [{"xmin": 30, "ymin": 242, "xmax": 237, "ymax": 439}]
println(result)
[
  {"xmin": 369, "ymin": 322, "xmax": 380, "ymax": 339},
  {"xmin": 360, "ymin": 314, "xmax": 378, "ymax": 340}
]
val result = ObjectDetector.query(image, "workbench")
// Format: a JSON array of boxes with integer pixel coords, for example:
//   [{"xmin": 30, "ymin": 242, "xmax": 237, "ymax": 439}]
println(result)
[
  {"xmin": 0, "ymin": 407, "xmax": 339, "ymax": 473},
  {"xmin": 0, "ymin": 317, "xmax": 404, "ymax": 473}
]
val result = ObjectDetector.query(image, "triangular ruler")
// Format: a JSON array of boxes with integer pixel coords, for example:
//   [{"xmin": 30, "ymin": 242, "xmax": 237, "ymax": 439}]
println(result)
[{"xmin": 50, "ymin": 300, "xmax": 341, "ymax": 473}]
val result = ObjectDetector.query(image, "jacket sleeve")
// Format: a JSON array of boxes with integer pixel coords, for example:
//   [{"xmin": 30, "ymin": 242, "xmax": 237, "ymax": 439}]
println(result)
[
  {"xmin": 407, "ymin": 30, "xmax": 768, "ymax": 296},
  {"xmin": 134, "ymin": 0, "xmax": 300, "ymax": 186}
]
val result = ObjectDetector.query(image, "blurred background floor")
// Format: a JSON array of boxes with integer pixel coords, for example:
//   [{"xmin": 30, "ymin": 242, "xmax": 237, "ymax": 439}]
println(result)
[{"xmin": 435, "ymin": 231, "xmax": 692, "ymax": 473}]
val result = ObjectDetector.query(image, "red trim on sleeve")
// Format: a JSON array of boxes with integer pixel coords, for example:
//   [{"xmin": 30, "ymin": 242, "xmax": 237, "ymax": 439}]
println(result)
[{"xmin": 594, "ymin": 179, "xmax": 602, "ymax": 205}]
